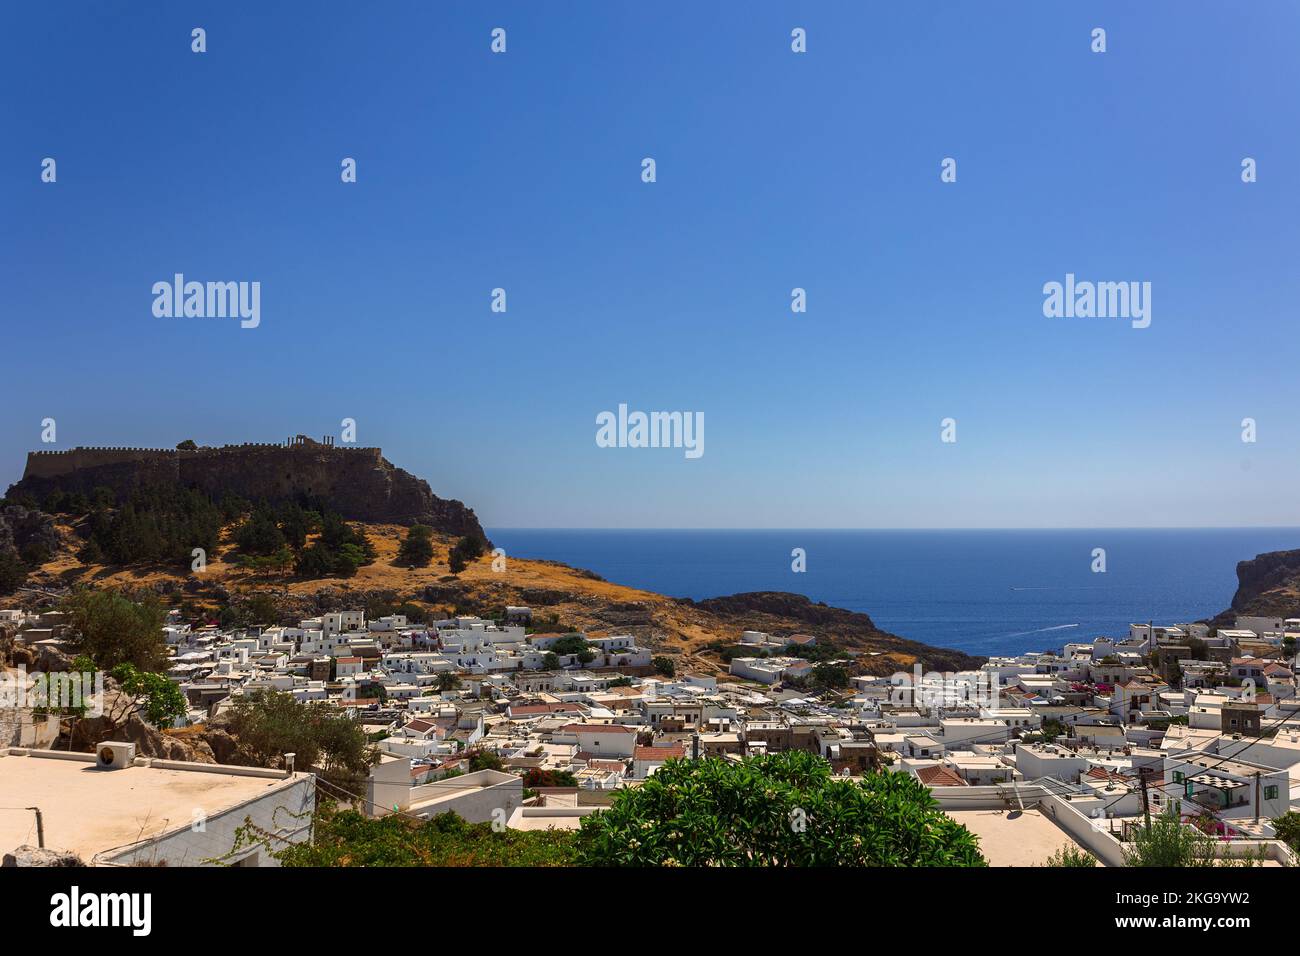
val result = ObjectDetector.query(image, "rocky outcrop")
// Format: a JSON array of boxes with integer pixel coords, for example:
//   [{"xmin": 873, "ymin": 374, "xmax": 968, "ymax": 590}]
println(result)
[
  {"xmin": 61, "ymin": 685, "xmax": 215, "ymax": 763},
  {"xmin": 683, "ymin": 591, "xmax": 986, "ymax": 673},
  {"xmin": 2, "ymin": 845, "xmax": 83, "ymax": 867},
  {"xmin": 0, "ymin": 504, "xmax": 60, "ymax": 569},
  {"xmin": 200, "ymin": 726, "xmax": 240, "ymax": 764},
  {"xmin": 4, "ymin": 642, "xmax": 75, "ymax": 674},
  {"xmin": 9, "ymin": 438, "xmax": 487, "ymax": 542},
  {"xmin": 1208, "ymin": 548, "xmax": 1300, "ymax": 628}
]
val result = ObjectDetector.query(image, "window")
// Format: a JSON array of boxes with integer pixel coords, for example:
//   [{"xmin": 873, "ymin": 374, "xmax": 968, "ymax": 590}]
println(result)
[
  {"xmin": 1173, "ymin": 771, "xmax": 1184, "ymax": 783},
  {"xmin": 1265, "ymin": 785, "xmax": 1279, "ymax": 800}
]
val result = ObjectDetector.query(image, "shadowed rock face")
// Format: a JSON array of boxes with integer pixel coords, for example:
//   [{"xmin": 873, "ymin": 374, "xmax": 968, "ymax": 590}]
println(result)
[
  {"xmin": 0, "ymin": 504, "xmax": 60, "ymax": 559},
  {"xmin": 9, "ymin": 441, "xmax": 487, "ymax": 542},
  {"xmin": 1208, "ymin": 548, "xmax": 1300, "ymax": 627}
]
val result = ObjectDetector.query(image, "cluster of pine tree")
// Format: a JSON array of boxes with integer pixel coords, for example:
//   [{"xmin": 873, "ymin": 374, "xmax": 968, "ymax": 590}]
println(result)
[
  {"xmin": 34, "ymin": 485, "xmax": 375, "ymax": 579},
  {"xmin": 0, "ymin": 548, "xmax": 26, "ymax": 594},
  {"xmin": 42, "ymin": 485, "xmax": 226, "ymax": 568},
  {"xmin": 448, "ymin": 533, "xmax": 487, "ymax": 574},
  {"xmin": 232, "ymin": 499, "xmax": 376, "ymax": 578}
]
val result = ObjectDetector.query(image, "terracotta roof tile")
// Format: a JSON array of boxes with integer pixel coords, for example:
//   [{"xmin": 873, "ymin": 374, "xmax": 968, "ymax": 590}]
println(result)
[
  {"xmin": 634, "ymin": 744, "xmax": 685, "ymax": 761},
  {"xmin": 916, "ymin": 765, "xmax": 967, "ymax": 787}
]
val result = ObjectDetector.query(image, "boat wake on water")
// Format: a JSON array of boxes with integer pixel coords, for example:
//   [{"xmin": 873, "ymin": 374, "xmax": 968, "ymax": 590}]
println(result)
[{"xmin": 1001, "ymin": 623, "xmax": 1080, "ymax": 639}]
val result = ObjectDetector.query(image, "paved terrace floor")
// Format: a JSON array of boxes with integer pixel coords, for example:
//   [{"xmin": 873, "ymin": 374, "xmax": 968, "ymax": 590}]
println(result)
[
  {"xmin": 945, "ymin": 808, "xmax": 1097, "ymax": 866},
  {"xmin": 0, "ymin": 751, "xmax": 298, "ymax": 862}
]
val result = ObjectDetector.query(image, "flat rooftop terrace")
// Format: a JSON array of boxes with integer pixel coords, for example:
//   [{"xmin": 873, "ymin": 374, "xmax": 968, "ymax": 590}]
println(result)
[
  {"xmin": 945, "ymin": 808, "xmax": 1096, "ymax": 867},
  {"xmin": 406, "ymin": 768, "xmax": 520, "ymax": 815},
  {"xmin": 0, "ymin": 749, "xmax": 305, "ymax": 862}
]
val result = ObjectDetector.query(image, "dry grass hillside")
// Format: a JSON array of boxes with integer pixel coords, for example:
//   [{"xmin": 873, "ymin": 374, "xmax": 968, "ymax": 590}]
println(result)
[{"xmin": 26, "ymin": 519, "xmax": 983, "ymax": 676}]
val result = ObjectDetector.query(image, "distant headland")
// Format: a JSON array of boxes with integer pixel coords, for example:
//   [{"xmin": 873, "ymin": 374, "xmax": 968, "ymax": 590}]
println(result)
[{"xmin": 10, "ymin": 435, "xmax": 487, "ymax": 541}]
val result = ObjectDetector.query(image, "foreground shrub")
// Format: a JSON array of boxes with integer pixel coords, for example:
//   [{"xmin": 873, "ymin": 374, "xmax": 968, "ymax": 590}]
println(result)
[
  {"xmin": 574, "ymin": 750, "xmax": 986, "ymax": 866},
  {"xmin": 1039, "ymin": 845, "xmax": 1097, "ymax": 867},
  {"xmin": 277, "ymin": 805, "xmax": 579, "ymax": 867}
]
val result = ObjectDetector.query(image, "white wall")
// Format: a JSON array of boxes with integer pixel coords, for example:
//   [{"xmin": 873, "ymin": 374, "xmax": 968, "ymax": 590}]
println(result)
[{"xmin": 102, "ymin": 774, "xmax": 315, "ymax": 867}]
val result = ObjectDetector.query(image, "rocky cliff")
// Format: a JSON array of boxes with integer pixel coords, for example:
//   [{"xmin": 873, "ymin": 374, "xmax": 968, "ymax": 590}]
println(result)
[
  {"xmin": 1208, "ymin": 548, "xmax": 1300, "ymax": 627},
  {"xmin": 9, "ymin": 437, "xmax": 486, "ymax": 541},
  {"xmin": 0, "ymin": 504, "xmax": 60, "ymax": 561},
  {"xmin": 684, "ymin": 591, "xmax": 985, "ymax": 673}
]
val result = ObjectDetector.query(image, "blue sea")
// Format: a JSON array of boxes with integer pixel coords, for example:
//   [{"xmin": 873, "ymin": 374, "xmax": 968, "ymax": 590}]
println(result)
[{"xmin": 486, "ymin": 529, "xmax": 1300, "ymax": 657}]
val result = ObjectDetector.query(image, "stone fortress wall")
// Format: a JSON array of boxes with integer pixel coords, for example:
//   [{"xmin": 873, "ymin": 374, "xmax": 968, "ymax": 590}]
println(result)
[
  {"xmin": 12, "ymin": 436, "xmax": 483, "ymax": 538},
  {"xmin": 24, "ymin": 438, "xmax": 382, "ymax": 480}
]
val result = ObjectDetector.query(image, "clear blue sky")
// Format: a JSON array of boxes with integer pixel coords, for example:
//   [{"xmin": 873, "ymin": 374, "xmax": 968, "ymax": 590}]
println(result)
[{"xmin": 2, "ymin": 2, "xmax": 1298, "ymax": 529}]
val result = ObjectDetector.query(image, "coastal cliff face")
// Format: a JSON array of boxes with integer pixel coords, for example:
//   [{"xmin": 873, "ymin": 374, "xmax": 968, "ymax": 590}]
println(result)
[
  {"xmin": 5, "ymin": 440, "xmax": 978, "ymax": 674},
  {"xmin": 10, "ymin": 440, "xmax": 486, "ymax": 541},
  {"xmin": 1209, "ymin": 548, "xmax": 1300, "ymax": 626},
  {"xmin": 684, "ymin": 592, "xmax": 985, "ymax": 673}
]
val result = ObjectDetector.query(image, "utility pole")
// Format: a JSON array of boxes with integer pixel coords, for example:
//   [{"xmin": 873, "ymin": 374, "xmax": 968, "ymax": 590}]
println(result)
[
  {"xmin": 1140, "ymin": 772, "xmax": 1151, "ymax": 829},
  {"xmin": 1254, "ymin": 771, "xmax": 1261, "ymax": 825},
  {"xmin": 26, "ymin": 807, "xmax": 44, "ymax": 848}
]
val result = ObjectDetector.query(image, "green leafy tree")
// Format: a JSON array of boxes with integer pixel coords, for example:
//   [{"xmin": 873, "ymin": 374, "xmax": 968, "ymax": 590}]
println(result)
[
  {"xmin": 652, "ymin": 656, "xmax": 676, "ymax": 678},
  {"xmin": 1270, "ymin": 811, "xmax": 1300, "ymax": 854},
  {"xmin": 235, "ymin": 503, "xmax": 287, "ymax": 556},
  {"xmin": 1038, "ymin": 845, "xmax": 1096, "ymax": 867},
  {"xmin": 0, "ymin": 549, "xmax": 27, "ymax": 595},
  {"xmin": 396, "ymin": 602, "xmax": 428, "ymax": 624},
  {"xmin": 1124, "ymin": 809, "xmax": 1260, "ymax": 867},
  {"xmin": 225, "ymin": 690, "xmax": 378, "ymax": 793},
  {"xmin": 467, "ymin": 749, "xmax": 504, "ymax": 772},
  {"xmin": 810, "ymin": 663, "xmax": 850, "ymax": 689},
  {"xmin": 550, "ymin": 634, "xmax": 589, "ymax": 657},
  {"xmin": 542, "ymin": 652, "xmax": 560, "ymax": 670},
  {"xmin": 397, "ymin": 525, "xmax": 436, "ymax": 568},
  {"xmin": 176, "ymin": 439, "xmax": 198, "ymax": 451},
  {"xmin": 219, "ymin": 493, "xmax": 252, "ymax": 522},
  {"xmin": 110, "ymin": 663, "xmax": 188, "ymax": 728},
  {"xmin": 219, "ymin": 593, "xmax": 280, "ymax": 629},
  {"xmin": 575, "ymin": 750, "xmax": 986, "ymax": 867},
  {"xmin": 90, "ymin": 486, "xmax": 116, "ymax": 511},
  {"xmin": 294, "ymin": 543, "xmax": 335, "ymax": 578},
  {"xmin": 1040, "ymin": 718, "xmax": 1068, "ymax": 741},
  {"xmin": 448, "ymin": 534, "xmax": 487, "ymax": 574},
  {"xmin": 334, "ymin": 543, "xmax": 368, "ymax": 577},
  {"xmin": 277, "ymin": 502, "xmax": 310, "ymax": 550},
  {"xmin": 81, "ymin": 484, "xmax": 224, "ymax": 568},
  {"xmin": 293, "ymin": 513, "xmax": 375, "ymax": 578},
  {"xmin": 63, "ymin": 589, "xmax": 168, "ymax": 671},
  {"xmin": 454, "ymin": 534, "xmax": 486, "ymax": 561},
  {"xmin": 233, "ymin": 546, "xmax": 294, "ymax": 573}
]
